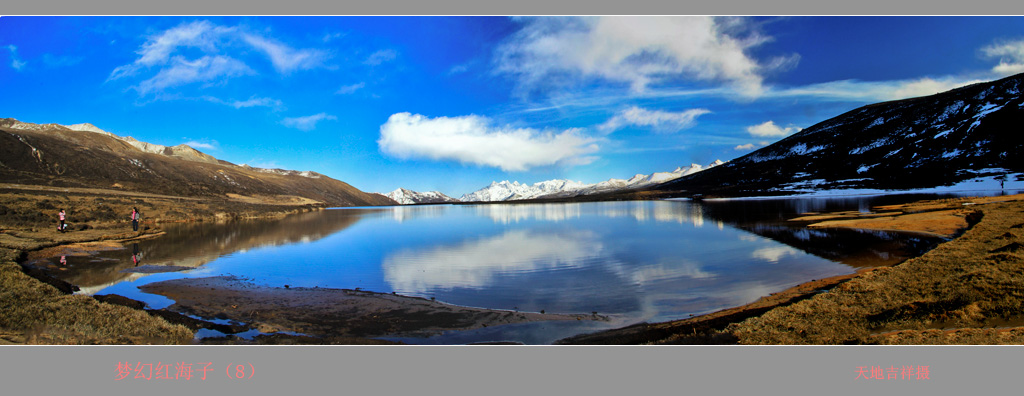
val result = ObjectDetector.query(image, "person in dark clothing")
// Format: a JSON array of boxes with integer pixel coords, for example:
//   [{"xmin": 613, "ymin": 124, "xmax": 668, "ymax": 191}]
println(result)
[
  {"xmin": 130, "ymin": 207, "xmax": 140, "ymax": 231},
  {"xmin": 58, "ymin": 209, "xmax": 66, "ymax": 232}
]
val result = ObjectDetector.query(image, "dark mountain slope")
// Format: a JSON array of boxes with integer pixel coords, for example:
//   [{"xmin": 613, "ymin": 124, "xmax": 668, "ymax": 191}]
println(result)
[{"xmin": 656, "ymin": 73, "xmax": 1024, "ymax": 196}]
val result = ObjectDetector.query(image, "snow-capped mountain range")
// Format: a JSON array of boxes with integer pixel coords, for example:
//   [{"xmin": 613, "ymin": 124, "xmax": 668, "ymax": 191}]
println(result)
[
  {"xmin": 656, "ymin": 73, "xmax": 1024, "ymax": 196},
  {"xmin": 384, "ymin": 188, "xmax": 460, "ymax": 204},
  {"xmin": 459, "ymin": 160, "xmax": 724, "ymax": 202},
  {"xmin": 382, "ymin": 160, "xmax": 723, "ymax": 204}
]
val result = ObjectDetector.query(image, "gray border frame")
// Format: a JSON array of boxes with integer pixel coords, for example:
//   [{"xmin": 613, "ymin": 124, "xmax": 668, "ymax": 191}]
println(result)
[
  {"xmin": 4, "ymin": 2, "xmax": 1024, "ymax": 393},
  {"xmin": 3, "ymin": 0, "xmax": 1024, "ymax": 16}
]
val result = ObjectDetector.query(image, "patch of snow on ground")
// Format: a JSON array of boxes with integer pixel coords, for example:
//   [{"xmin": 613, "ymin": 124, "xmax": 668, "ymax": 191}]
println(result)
[
  {"xmin": 936, "ymin": 100, "xmax": 964, "ymax": 122},
  {"xmin": 941, "ymin": 149, "xmax": 962, "ymax": 159},
  {"xmin": 701, "ymin": 173, "xmax": 1024, "ymax": 200},
  {"xmin": 850, "ymin": 138, "xmax": 889, "ymax": 155}
]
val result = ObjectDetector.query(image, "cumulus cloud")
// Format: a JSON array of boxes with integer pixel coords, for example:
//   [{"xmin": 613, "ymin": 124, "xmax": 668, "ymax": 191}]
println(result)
[
  {"xmin": 734, "ymin": 143, "xmax": 757, "ymax": 151},
  {"xmin": 598, "ymin": 106, "xmax": 710, "ymax": 133},
  {"xmin": 364, "ymin": 49, "xmax": 397, "ymax": 66},
  {"xmin": 981, "ymin": 39, "xmax": 1024, "ymax": 76},
  {"xmin": 241, "ymin": 33, "xmax": 328, "ymax": 73},
  {"xmin": 383, "ymin": 230, "xmax": 600, "ymax": 293},
  {"xmin": 495, "ymin": 16, "xmax": 794, "ymax": 97},
  {"xmin": 746, "ymin": 120, "xmax": 801, "ymax": 137},
  {"xmin": 282, "ymin": 113, "xmax": 337, "ymax": 131},
  {"xmin": 378, "ymin": 112, "xmax": 601, "ymax": 171},
  {"xmin": 7, "ymin": 45, "xmax": 26, "ymax": 71},
  {"xmin": 336, "ymin": 82, "xmax": 365, "ymax": 94},
  {"xmin": 109, "ymin": 20, "xmax": 329, "ymax": 95}
]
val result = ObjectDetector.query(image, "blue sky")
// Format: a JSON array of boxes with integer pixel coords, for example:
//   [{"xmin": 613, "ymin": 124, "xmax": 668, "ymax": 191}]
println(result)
[{"xmin": 3, "ymin": 16, "xmax": 1024, "ymax": 197}]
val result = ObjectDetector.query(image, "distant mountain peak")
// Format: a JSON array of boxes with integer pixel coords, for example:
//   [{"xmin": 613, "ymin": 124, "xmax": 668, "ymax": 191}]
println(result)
[
  {"xmin": 459, "ymin": 160, "xmax": 723, "ymax": 202},
  {"xmin": 382, "ymin": 188, "xmax": 459, "ymax": 204}
]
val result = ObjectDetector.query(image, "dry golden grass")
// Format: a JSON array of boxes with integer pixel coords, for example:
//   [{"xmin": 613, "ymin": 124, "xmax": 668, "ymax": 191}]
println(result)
[
  {"xmin": 0, "ymin": 250, "xmax": 193, "ymax": 344},
  {"xmin": 0, "ymin": 187, "xmax": 325, "ymax": 345},
  {"xmin": 728, "ymin": 198, "xmax": 1024, "ymax": 344}
]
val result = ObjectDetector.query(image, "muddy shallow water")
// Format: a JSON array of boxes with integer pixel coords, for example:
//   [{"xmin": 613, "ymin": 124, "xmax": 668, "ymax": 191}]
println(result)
[{"xmin": 27, "ymin": 196, "xmax": 964, "ymax": 344}]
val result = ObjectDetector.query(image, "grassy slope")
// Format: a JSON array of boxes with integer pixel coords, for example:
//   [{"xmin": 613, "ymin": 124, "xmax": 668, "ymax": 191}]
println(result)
[
  {"xmin": 0, "ymin": 187, "xmax": 337, "ymax": 345},
  {"xmin": 726, "ymin": 199, "xmax": 1024, "ymax": 344},
  {"xmin": 0, "ymin": 247, "xmax": 193, "ymax": 344}
]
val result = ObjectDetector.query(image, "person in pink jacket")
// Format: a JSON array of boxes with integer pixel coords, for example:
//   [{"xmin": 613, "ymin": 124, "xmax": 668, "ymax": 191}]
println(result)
[
  {"xmin": 58, "ymin": 209, "xmax": 66, "ymax": 232},
  {"xmin": 130, "ymin": 207, "xmax": 140, "ymax": 232}
]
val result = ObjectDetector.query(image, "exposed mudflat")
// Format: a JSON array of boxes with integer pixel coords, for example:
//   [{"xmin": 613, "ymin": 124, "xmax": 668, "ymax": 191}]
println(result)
[{"xmin": 140, "ymin": 276, "xmax": 609, "ymax": 340}]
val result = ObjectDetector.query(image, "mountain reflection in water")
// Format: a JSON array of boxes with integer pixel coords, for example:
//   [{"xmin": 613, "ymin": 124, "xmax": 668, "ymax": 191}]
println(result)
[{"xmin": 32, "ymin": 196, "xmax": 968, "ymax": 343}]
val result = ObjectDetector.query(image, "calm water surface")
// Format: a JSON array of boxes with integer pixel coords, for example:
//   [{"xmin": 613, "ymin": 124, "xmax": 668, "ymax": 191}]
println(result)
[{"xmin": 34, "ymin": 195, "xmax": 973, "ymax": 344}]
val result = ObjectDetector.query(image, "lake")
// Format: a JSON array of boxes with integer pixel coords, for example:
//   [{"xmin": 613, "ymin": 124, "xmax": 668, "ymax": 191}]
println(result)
[{"xmin": 33, "ymin": 195, "xmax": 963, "ymax": 344}]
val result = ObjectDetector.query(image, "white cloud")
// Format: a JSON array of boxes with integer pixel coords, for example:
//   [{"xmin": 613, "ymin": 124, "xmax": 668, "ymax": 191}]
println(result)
[
  {"xmin": 136, "ymin": 55, "xmax": 254, "ymax": 94},
  {"xmin": 7, "ymin": 45, "xmax": 25, "ymax": 71},
  {"xmin": 734, "ymin": 143, "xmax": 757, "ymax": 151},
  {"xmin": 383, "ymin": 230, "xmax": 600, "ymax": 293},
  {"xmin": 767, "ymin": 77, "xmax": 986, "ymax": 103},
  {"xmin": 598, "ymin": 106, "xmax": 710, "ymax": 133},
  {"xmin": 229, "ymin": 96, "xmax": 282, "ymax": 109},
  {"xmin": 336, "ymin": 82, "xmax": 365, "ymax": 94},
  {"xmin": 378, "ymin": 112, "xmax": 601, "ymax": 172},
  {"xmin": 752, "ymin": 246, "xmax": 800, "ymax": 263},
  {"xmin": 282, "ymin": 113, "xmax": 337, "ymax": 131},
  {"xmin": 364, "ymin": 49, "xmax": 397, "ymax": 66},
  {"xmin": 982, "ymin": 39, "xmax": 1024, "ymax": 76},
  {"xmin": 110, "ymin": 20, "xmax": 329, "ymax": 95},
  {"xmin": 448, "ymin": 64, "xmax": 469, "ymax": 75},
  {"xmin": 495, "ymin": 16, "xmax": 791, "ymax": 97},
  {"xmin": 746, "ymin": 120, "xmax": 800, "ymax": 137},
  {"xmin": 241, "ymin": 33, "xmax": 327, "ymax": 74},
  {"xmin": 183, "ymin": 140, "xmax": 218, "ymax": 150},
  {"xmin": 110, "ymin": 20, "xmax": 234, "ymax": 80},
  {"xmin": 322, "ymin": 32, "xmax": 345, "ymax": 43},
  {"xmin": 204, "ymin": 95, "xmax": 283, "ymax": 109}
]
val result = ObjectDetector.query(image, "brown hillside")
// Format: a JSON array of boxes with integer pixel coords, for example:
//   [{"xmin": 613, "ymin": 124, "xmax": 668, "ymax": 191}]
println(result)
[{"xmin": 0, "ymin": 119, "xmax": 395, "ymax": 207}]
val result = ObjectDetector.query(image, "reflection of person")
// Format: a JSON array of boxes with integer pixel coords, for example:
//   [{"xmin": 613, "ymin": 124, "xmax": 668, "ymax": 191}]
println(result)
[
  {"xmin": 59, "ymin": 255, "xmax": 67, "ymax": 266},
  {"xmin": 58, "ymin": 209, "xmax": 66, "ymax": 232},
  {"xmin": 130, "ymin": 207, "xmax": 140, "ymax": 232},
  {"xmin": 131, "ymin": 243, "xmax": 141, "ymax": 267}
]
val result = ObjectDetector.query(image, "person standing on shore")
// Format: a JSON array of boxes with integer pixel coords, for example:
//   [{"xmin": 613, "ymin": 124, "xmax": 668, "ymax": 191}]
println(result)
[
  {"xmin": 58, "ymin": 209, "xmax": 66, "ymax": 232},
  {"xmin": 130, "ymin": 207, "xmax": 140, "ymax": 232}
]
